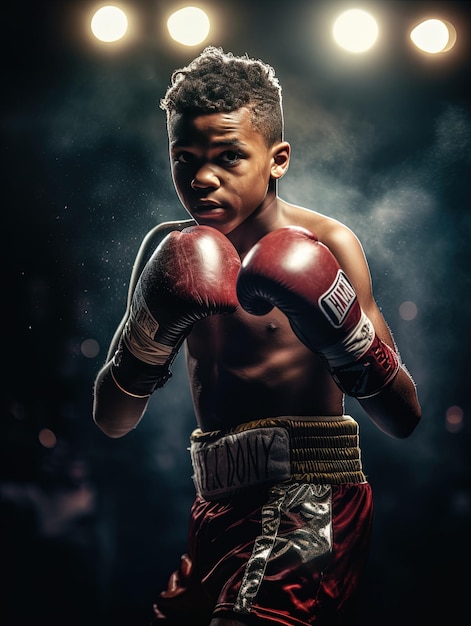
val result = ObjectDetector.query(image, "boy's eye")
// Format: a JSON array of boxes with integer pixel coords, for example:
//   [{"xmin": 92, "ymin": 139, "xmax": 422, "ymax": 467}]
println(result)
[
  {"xmin": 173, "ymin": 150, "xmax": 242, "ymax": 166},
  {"xmin": 174, "ymin": 152, "xmax": 194, "ymax": 164},
  {"xmin": 220, "ymin": 151, "xmax": 241, "ymax": 165}
]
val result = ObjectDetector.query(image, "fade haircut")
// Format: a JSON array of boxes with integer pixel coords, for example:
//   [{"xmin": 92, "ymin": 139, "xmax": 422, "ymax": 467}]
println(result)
[{"xmin": 160, "ymin": 46, "xmax": 284, "ymax": 145}]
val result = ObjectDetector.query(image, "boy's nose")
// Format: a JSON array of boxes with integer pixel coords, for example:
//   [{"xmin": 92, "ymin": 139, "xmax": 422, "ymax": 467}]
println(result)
[{"xmin": 191, "ymin": 165, "xmax": 220, "ymax": 189}]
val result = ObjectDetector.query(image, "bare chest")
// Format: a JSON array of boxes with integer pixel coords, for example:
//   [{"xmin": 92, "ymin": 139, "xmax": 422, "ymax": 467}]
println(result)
[{"xmin": 184, "ymin": 308, "xmax": 342, "ymax": 429}]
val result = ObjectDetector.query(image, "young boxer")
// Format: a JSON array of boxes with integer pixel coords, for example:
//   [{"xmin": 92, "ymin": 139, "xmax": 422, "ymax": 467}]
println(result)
[{"xmin": 93, "ymin": 47, "xmax": 421, "ymax": 626}]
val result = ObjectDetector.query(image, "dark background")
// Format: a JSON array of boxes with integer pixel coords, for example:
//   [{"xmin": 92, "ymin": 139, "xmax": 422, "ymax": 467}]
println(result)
[{"xmin": 2, "ymin": 1, "xmax": 470, "ymax": 625}]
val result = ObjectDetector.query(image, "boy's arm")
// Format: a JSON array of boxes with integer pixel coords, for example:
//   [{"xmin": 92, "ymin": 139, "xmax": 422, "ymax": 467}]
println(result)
[
  {"xmin": 237, "ymin": 224, "xmax": 421, "ymax": 439},
  {"xmin": 93, "ymin": 220, "xmax": 242, "ymax": 439},
  {"xmin": 93, "ymin": 220, "xmax": 193, "ymax": 438},
  {"xmin": 326, "ymin": 225, "xmax": 421, "ymax": 438}
]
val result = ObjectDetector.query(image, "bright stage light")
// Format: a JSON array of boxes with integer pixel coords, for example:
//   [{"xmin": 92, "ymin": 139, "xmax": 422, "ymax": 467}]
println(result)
[
  {"xmin": 332, "ymin": 9, "xmax": 379, "ymax": 53},
  {"xmin": 410, "ymin": 19, "xmax": 457, "ymax": 54},
  {"xmin": 167, "ymin": 7, "xmax": 210, "ymax": 46},
  {"xmin": 91, "ymin": 5, "xmax": 128, "ymax": 43}
]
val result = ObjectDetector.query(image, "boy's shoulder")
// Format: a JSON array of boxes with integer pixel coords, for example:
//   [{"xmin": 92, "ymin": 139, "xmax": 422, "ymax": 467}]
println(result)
[{"xmin": 286, "ymin": 204, "xmax": 359, "ymax": 249}]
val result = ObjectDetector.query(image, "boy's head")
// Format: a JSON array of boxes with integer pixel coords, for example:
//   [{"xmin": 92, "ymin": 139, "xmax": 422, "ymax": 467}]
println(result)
[{"xmin": 160, "ymin": 46, "xmax": 284, "ymax": 146}]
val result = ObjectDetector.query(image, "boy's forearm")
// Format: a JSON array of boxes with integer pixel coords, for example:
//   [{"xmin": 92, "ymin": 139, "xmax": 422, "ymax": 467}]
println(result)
[
  {"xmin": 359, "ymin": 365, "xmax": 421, "ymax": 439},
  {"xmin": 93, "ymin": 363, "xmax": 150, "ymax": 438}
]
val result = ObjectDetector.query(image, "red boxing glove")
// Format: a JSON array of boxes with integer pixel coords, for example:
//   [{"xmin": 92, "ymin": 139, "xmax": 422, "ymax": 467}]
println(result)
[
  {"xmin": 111, "ymin": 225, "xmax": 240, "ymax": 397},
  {"xmin": 237, "ymin": 225, "xmax": 399, "ymax": 399}
]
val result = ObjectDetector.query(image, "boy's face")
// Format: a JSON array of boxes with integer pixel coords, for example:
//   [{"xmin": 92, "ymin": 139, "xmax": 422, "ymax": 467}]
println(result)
[{"xmin": 168, "ymin": 107, "xmax": 286, "ymax": 235}]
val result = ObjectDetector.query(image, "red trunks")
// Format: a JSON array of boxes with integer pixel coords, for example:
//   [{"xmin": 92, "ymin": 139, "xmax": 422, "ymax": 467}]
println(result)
[
  {"xmin": 153, "ymin": 418, "xmax": 373, "ymax": 625},
  {"xmin": 154, "ymin": 481, "xmax": 373, "ymax": 625}
]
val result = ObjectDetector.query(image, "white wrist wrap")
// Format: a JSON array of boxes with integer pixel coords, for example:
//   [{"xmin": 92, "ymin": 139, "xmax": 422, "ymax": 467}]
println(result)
[
  {"xmin": 321, "ymin": 311, "xmax": 375, "ymax": 368},
  {"xmin": 122, "ymin": 282, "xmax": 172, "ymax": 366}
]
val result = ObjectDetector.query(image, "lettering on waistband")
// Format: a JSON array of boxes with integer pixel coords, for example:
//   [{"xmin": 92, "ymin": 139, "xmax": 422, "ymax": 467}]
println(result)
[{"xmin": 190, "ymin": 427, "xmax": 291, "ymax": 500}]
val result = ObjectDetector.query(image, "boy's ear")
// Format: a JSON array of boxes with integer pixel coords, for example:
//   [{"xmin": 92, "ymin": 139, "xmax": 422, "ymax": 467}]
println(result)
[{"xmin": 270, "ymin": 142, "xmax": 291, "ymax": 179}]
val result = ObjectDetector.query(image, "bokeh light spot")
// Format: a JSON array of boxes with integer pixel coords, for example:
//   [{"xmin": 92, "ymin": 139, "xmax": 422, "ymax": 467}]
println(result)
[
  {"xmin": 39, "ymin": 428, "xmax": 57, "ymax": 449},
  {"xmin": 445, "ymin": 405, "xmax": 464, "ymax": 433},
  {"xmin": 91, "ymin": 6, "xmax": 128, "ymax": 43},
  {"xmin": 410, "ymin": 19, "xmax": 457, "ymax": 54},
  {"xmin": 332, "ymin": 9, "xmax": 379, "ymax": 53},
  {"xmin": 399, "ymin": 300, "xmax": 418, "ymax": 321},
  {"xmin": 81, "ymin": 338, "xmax": 100, "ymax": 359},
  {"xmin": 167, "ymin": 7, "xmax": 210, "ymax": 46}
]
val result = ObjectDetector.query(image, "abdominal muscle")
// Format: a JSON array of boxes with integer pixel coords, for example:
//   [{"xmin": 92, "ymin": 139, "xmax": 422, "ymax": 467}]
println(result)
[{"xmin": 185, "ymin": 307, "xmax": 345, "ymax": 432}]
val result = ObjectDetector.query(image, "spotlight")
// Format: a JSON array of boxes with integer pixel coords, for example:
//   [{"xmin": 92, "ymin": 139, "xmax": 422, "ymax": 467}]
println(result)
[
  {"xmin": 167, "ymin": 7, "xmax": 210, "ymax": 47},
  {"xmin": 410, "ymin": 18, "xmax": 457, "ymax": 54},
  {"xmin": 332, "ymin": 9, "xmax": 379, "ymax": 53},
  {"xmin": 90, "ymin": 5, "xmax": 128, "ymax": 43}
]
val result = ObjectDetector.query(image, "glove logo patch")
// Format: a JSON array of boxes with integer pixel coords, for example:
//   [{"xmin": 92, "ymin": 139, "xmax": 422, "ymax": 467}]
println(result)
[{"xmin": 319, "ymin": 270, "xmax": 357, "ymax": 327}]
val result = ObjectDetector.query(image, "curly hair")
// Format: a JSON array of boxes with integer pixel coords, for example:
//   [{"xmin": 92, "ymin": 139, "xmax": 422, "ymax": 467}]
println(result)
[{"xmin": 160, "ymin": 47, "xmax": 284, "ymax": 145}]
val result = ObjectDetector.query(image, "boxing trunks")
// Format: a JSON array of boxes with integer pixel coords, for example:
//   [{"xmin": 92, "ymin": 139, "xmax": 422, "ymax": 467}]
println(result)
[{"xmin": 153, "ymin": 417, "xmax": 373, "ymax": 625}]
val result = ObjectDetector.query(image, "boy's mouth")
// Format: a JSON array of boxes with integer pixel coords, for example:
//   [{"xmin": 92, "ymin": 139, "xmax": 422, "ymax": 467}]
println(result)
[{"xmin": 193, "ymin": 201, "xmax": 226, "ymax": 216}]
